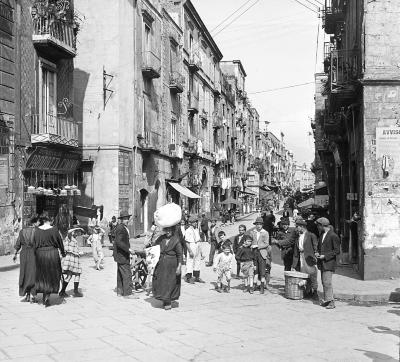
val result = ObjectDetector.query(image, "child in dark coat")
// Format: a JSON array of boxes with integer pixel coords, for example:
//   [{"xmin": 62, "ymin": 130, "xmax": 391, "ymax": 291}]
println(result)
[{"xmin": 235, "ymin": 235, "xmax": 255, "ymax": 293}]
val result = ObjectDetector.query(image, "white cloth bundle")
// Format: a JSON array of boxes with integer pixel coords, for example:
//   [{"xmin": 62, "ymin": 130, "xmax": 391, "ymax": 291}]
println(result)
[{"xmin": 154, "ymin": 203, "xmax": 182, "ymax": 228}]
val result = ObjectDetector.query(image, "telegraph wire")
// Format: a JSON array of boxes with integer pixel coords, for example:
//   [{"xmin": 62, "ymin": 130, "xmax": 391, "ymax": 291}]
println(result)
[
  {"xmin": 314, "ymin": 19, "xmax": 320, "ymax": 73},
  {"xmin": 210, "ymin": 0, "xmax": 255, "ymax": 33},
  {"xmin": 290, "ymin": 0, "xmax": 319, "ymax": 14},
  {"xmin": 248, "ymin": 82, "xmax": 314, "ymax": 94},
  {"xmin": 303, "ymin": 0, "xmax": 320, "ymax": 9}
]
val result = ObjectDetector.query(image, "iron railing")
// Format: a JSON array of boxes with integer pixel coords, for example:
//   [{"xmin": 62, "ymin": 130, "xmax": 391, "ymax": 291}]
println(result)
[
  {"xmin": 31, "ymin": 113, "xmax": 78, "ymax": 141},
  {"xmin": 331, "ymin": 49, "xmax": 361, "ymax": 93}
]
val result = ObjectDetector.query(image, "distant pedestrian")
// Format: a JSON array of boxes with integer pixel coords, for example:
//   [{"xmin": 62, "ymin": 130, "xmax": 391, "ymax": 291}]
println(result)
[
  {"xmin": 206, "ymin": 218, "xmax": 220, "ymax": 267},
  {"xmin": 59, "ymin": 227, "xmax": 84, "ymax": 298},
  {"xmin": 235, "ymin": 235, "xmax": 255, "ymax": 293},
  {"xmin": 88, "ymin": 226, "xmax": 105, "ymax": 270},
  {"xmin": 293, "ymin": 208, "xmax": 298, "ymax": 220},
  {"xmin": 113, "ymin": 212, "xmax": 137, "ymax": 299},
  {"xmin": 291, "ymin": 218, "xmax": 318, "ymax": 299},
  {"xmin": 282, "ymin": 206, "xmax": 290, "ymax": 220},
  {"xmin": 233, "ymin": 224, "xmax": 247, "ymax": 278},
  {"xmin": 250, "ymin": 217, "xmax": 272, "ymax": 294},
  {"xmin": 184, "ymin": 216, "xmax": 204, "ymax": 284},
  {"xmin": 34, "ymin": 212, "xmax": 66, "ymax": 307},
  {"xmin": 213, "ymin": 245, "xmax": 233, "ymax": 293},
  {"xmin": 200, "ymin": 213, "xmax": 209, "ymax": 243},
  {"xmin": 108, "ymin": 216, "xmax": 118, "ymax": 245},
  {"xmin": 13, "ymin": 216, "xmax": 40, "ymax": 303},
  {"xmin": 315, "ymin": 217, "xmax": 340, "ymax": 309}
]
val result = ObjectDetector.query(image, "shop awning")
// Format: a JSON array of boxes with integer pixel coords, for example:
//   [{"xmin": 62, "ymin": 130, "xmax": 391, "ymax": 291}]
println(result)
[
  {"xmin": 238, "ymin": 190, "xmax": 256, "ymax": 196},
  {"xmin": 168, "ymin": 182, "xmax": 201, "ymax": 199}
]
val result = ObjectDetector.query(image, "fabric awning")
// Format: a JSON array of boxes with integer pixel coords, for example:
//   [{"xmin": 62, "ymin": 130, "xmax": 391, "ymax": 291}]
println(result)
[
  {"xmin": 238, "ymin": 190, "xmax": 256, "ymax": 196},
  {"xmin": 168, "ymin": 182, "xmax": 201, "ymax": 199}
]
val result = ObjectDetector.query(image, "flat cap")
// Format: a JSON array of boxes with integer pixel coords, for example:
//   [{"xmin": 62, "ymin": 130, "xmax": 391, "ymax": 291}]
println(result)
[
  {"xmin": 316, "ymin": 217, "xmax": 330, "ymax": 226},
  {"xmin": 295, "ymin": 218, "xmax": 307, "ymax": 226}
]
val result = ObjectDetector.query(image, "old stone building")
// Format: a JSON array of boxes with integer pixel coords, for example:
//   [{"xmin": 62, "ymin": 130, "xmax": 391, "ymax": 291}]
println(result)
[{"xmin": 314, "ymin": 0, "xmax": 400, "ymax": 279}]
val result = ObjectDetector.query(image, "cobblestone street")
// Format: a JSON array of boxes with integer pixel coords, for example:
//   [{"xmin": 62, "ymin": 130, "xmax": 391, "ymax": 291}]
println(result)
[{"xmin": 0, "ymin": 214, "xmax": 398, "ymax": 361}]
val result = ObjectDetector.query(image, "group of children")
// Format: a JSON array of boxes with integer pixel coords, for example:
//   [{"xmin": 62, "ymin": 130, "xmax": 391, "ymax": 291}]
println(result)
[{"xmin": 212, "ymin": 225, "xmax": 272, "ymax": 294}]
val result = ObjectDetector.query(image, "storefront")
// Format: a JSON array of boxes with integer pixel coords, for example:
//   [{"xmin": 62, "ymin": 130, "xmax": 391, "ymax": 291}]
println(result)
[{"xmin": 23, "ymin": 147, "xmax": 81, "ymax": 235}]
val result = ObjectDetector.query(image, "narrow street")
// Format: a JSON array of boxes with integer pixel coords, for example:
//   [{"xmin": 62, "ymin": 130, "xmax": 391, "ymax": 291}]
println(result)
[{"xmin": 0, "ymin": 214, "xmax": 398, "ymax": 362}]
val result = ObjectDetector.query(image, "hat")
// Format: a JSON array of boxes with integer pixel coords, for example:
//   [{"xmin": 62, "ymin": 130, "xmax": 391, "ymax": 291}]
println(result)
[
  {"xmin": 67, "ymin": 227, "xmax": 84, "ymax": 234},
  {"xmin": 316, "ymin": 217, "xmax": 330, "ymax": 226},
  {"xmin": 253, "ymin": 217, "xmax": 263, "ymax": 225},
  {"xmin": 295, "ymin": 218, "xmax": 307, "ymax": 227},
  {"xmin": 118, "ymin": 212, "xmax": 132, "ymax": 219},
  {"xmin": 242, "ymin": 234, "xmax": 253, "ymax": 243}
]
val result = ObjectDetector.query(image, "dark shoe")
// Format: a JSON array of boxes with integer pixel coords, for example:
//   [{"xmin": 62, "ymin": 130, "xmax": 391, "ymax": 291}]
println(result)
[
  {"xmin": 320, "ymin": 300, "xmax": 330, "ymax": 307},
  {"xmin": 254, "ymin": 284, "xmax": 260, "ymax": 291},
  {"xmin": 205, "ymin": 262, "xmax": 213, "ymax": 267},
  {"xmin": 59, "ymin": 291, "xmax": 69, "ymax": 298},
  {"xmin": 216, "ymin": 287, "xmax": 222, "ymax": 293},
  {"xmin": 260, "ymin": 283, "xmax": 265, "ymax": 294},
  {"xmin": 249, "ymin": 287, "xmax": 254, "ymax": 294},
  {"xmin": 43, "ymin": 296, "xmax": 50, "ymax": 307},
  {"xmin": 73, "ymin": 282, "xmax": 83, "ymax": 298},
  {"xmin": 311, "ymin": 290, "xmax": 319, "ymax": 301},
  {"xmin": 325, "ymin": 301, "xmax": 336, "ymax": 309},
  {"xmin": 195, "ymin": 278, "xmax": 205, "ymax": 283}
]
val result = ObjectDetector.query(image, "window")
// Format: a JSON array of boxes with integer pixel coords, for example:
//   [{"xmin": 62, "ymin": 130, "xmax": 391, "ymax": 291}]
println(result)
[
  {"xmin": 144, "ymin": 23, "xmax": 151, "ymax": 53},
  {"xmin": 189, "ymin": 34, "xmax": 193, "ymax": 55},
  {"xmin": 119, "ymin": 151, "xmax": 131, "ymax": 185},
  {"xmin": 189, "ymin": 115, "xmax": 195, "ymax": 138},
  {"xmin": 170, "ymin": 41, "xmax": 178, "ymax": 73},
  {"xmin": 171, "ymin": 119, "xmax": 177, "ymax": 144},
  {"xmin": 0, "ymin": 125, "xmax": 9, "ymax": 155}
]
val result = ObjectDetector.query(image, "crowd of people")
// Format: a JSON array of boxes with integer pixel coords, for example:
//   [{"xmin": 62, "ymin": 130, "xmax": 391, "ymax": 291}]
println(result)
[{"xmin": 13, "ymin": 202, "xmax": 341, "ymax": 311}]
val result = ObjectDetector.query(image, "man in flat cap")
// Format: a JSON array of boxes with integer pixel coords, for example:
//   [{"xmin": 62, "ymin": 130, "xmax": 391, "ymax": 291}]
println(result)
[
  {"xmin": 291, "ymin": 218, "xmax": 319, "ymax": 299},
  {"xmin": 273, "ymin": 218, "xmax": 297, "ymax": 271},
  {"xmin": 315, "ymin": 217, "xmax": 340, "ymax": 309}
]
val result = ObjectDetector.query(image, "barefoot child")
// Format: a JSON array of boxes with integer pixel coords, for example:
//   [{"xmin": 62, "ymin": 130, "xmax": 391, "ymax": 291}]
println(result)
[
  {"xmin": 213, "ymin": 245, "xmax": 233, "ymax": 293},
  {"xmin": 235, "ymin": 235, "xmax": 255, "ymax": 294}
]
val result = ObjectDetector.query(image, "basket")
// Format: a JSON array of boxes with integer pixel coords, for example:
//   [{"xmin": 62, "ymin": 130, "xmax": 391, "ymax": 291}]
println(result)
[{"xmin": 284, "ymin": 271, "xmax": 309, "ymax": 300}]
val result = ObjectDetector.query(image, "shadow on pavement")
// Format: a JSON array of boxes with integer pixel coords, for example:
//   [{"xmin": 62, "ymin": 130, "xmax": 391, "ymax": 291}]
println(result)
[
  {"xmin": 367, "ymin": 325, "xmax": 400, "ymax": 339},
  {"xmin": 355, "ymin": 349, "xmax": 398, "ymax": 362}
]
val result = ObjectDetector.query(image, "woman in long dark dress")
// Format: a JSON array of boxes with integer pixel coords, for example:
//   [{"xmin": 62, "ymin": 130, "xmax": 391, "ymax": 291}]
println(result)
[
  {"xmin": 34, "ymin": 213, "xmax": 65, "ymax": 307},
  {"xmin": 13, "ymin": 216, "xmax": 40, "ymax": 302},
  {"xmin": 152, "ymin": 226, "xmax": 183, "ymax": 310}
]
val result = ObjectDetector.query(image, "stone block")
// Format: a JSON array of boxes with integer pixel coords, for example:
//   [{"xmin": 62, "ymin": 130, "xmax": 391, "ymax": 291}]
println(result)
[{"xmin": 6, "ymin": 344, "xmax": 56, "ymax": 359}]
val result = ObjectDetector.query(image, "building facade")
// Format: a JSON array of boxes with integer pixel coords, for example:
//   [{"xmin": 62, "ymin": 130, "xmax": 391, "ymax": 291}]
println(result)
[
  {"xmin": 294, "ymin": 163, "xmax": 315, "ymax": 191},
  {"xmin": 314, "ymin": 0, "xmax": 400, "ymax": 279}
]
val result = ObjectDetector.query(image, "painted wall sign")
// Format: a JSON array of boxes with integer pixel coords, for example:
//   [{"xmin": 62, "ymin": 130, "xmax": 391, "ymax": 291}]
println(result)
[{"xmin": 376, "ymin": 127, "xmax": 400, "ymax": 160}]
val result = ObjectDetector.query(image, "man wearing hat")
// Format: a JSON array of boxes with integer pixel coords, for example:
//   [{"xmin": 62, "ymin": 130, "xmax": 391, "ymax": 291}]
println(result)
[
  {"xmin": 206, "ymin": 218, "xmax": 221, "ymax": 267},
  {"xmin": 184, "ymin": 216, "xmax": 204, "ymax": 283},
  {"xmin": 291, "ymin": 218, "xmax": 319, "ymax": 299},
  {"xmin": 273, "ymin": 218, "xmax": 297, "ymax": 271},
  {"xmin": 113, "ymin": 212, "xmax": 137, "ymax": 299},
  {"xmin": 249, "ymin": 217, "xmax": 271, "ymax": 294},
  {"xmin": 315, "ymin": 217, "xmax": 340, "ymax": 309}
]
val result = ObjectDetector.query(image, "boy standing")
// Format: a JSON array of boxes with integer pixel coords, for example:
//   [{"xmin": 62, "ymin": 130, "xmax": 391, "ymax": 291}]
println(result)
[
  {"xmin": 88, "ymin": 226, "xmax": 105, "ymax": 270},
  {"xmin": 235, "ymin": 235, "xmax": 255, "ymax": 293},
  {"xmin": 213, "ymin": 245, "xmax": 233, "ymax": 293}
]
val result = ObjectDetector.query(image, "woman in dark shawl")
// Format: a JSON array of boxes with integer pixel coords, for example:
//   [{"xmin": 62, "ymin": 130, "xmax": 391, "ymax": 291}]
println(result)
[
  {"xmin": 152, "ymin": 225, "xmax": 183, "ymax": 310},
  {"xmin": 13, "ymin": 216, "xmax": 40, "ymax": 302},
  {"xmin": 34, "ymin": 213, "xmax": 65, "ymax": 307}
]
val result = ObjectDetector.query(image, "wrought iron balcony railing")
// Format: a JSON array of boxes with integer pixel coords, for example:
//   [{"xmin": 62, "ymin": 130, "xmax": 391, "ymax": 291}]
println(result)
[
  {"xmin": 330, "ymin": 48, "xmax": 361, "ymax": 94},
  {"xmin": 138, "ymin": 130, "xmax": 161, "ymax": 153},
  {"xmin": 322, "ymin": 0, "xmax": 345, "ymax": 34},
  {"xmin": 31, "ymin": 113, "xmax": 78, "ymax": 147},
  {"xmin": 32, "ymin": 14, "xmax": 76, "ymax": 59},
  {"xmin": 188, "ymin": 52, "xmax": 202, "ymax": 73},
  {"xmin": 142, "ymin": 51, "xmax": 161, "ymax": 79},
  {"xmin": 187, "ymin": 92, "xmax": 199, "ymax": 114},
  {"xmin": 169, "ymin": 71, "xmax": 184, "ymax": 93}
]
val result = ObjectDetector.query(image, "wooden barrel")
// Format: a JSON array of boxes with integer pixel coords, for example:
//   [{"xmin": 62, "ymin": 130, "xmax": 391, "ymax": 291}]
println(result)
[{"xmin": 284, "ymin": 271, "xmax": 309, "ymax": 300}]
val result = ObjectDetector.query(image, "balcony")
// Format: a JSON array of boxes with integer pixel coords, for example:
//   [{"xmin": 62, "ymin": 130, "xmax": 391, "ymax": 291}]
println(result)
[
  {"xmin": 32, "ymin": 15, "xmax": 76, "ymax": 59},
  {"xmin": 213, "ymin": 81, "xmax": 222, "ymax": 97},
  {"xmin": 200, "ymin": 110, "xmax": 208, "ymax": 127},
  {"xmin": 323, "ymin": 112, "xmax": 345, "ymax": 136},
  {"xmin": 188, "ymin": 52, "xmax": 202, "ymax": 73},
  {"xmin": 142, "ymin": 51, "xmax": 161, "ymax": 79},
  {"xmin": 212, "ymin": 111, "xmax": 223, "ymax": 129},
  {"xmin": 322, "ymin": 0, "xmax": 345, "ymax": 34},
  {"xmin": 331, "ymin": 49, "xmax": 361, "ymax": 96},
  {"xmin": 169, "ymin": 71, "xmax": 184, "ymax": 94},
  {"xmin": 187, "ymin": 92, "xmax": 199, "ymax": 114},
  {"xmin": 323, "ymin": 42, "xmax": 332, "ymax": 73},
  {"xmin": 31, "ymin": 114, "xmax": 78, "ymax": 148},
  {"xmin": 138, "ymin": 131, "xmax": 161, "ymax": 153},
  {"xmin": 168, "ymin": 144, "xmax": 183, "ymax": 160}
]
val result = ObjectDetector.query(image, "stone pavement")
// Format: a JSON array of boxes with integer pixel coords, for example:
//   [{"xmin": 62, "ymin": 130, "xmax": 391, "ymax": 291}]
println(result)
[{"xmin": 0, "ymin": 212, "xmax": 399, "ymax": 361}]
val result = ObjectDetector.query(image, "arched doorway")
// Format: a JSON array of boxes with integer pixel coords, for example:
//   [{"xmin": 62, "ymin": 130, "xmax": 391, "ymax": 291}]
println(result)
[{"xmin": 140, "ymin": 189, "xmax": 149, "ymax": 233}]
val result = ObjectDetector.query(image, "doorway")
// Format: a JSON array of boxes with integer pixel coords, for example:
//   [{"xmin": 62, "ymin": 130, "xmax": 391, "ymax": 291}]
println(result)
[{"xmin": 140, "ymin": 189, "xmax": 149, "ymax": 233}]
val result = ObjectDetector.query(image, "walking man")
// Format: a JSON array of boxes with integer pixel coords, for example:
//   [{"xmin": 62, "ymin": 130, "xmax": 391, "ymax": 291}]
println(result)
[
  {"xmin": 206, "ymin": 218, "xmax": 220, "ymax": 267},
  {"xmin": 184, "ymin": 216, "xmax": 205, "ymax": 283},
  {"xmin": 113, "ymin": 212, "xmax": 137, "ymax": 299},
  {"xmin": 315, "ymin": 217, "xmax": 340, "ymax": 309}
]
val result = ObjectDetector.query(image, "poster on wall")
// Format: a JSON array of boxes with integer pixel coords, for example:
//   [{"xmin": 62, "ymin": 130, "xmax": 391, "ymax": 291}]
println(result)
[{"xmin": 376, "ymin": 127, "xmax": 400, "ymax": 177}]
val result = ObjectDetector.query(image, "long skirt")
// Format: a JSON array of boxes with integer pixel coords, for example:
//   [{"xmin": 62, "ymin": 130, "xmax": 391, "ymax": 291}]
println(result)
[
  {"xmin": 19, "ymin": 246, "xmax": 36, "ymax": 296},
  {"xmin": 152, "ymin": 255, "xmax": 181, "ymax": 303},
  {"xmin": 35, "ymin": 246, "xmax": 62, "ymax": 294}
]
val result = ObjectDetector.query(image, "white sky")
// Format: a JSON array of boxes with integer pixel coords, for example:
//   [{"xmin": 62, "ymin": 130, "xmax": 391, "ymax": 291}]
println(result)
[{"xmin": 192, "ymin": 0, "xmax": 324, "ymax": 166}]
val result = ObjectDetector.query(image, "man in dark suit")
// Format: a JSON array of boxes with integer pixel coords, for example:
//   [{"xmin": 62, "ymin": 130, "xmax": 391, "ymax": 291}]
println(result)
[
  {"xmin": 232, "ymin": 224, "xmax": 247, "ymax": 278},
  {"xmin": 291, "ymin": 218, "xmax": 318, "ymax": 299},
  {"xmin": 273, "ymin": 219, "xmax": 296, "ymax": 271},
  {"xmin": 262, "ymin": 210, "xmax": 275, "ymax": 244},
  {"xmin": 315, "ymin": 217, "xmax": 340, "ymax": 309},
  {"xmin": 113, "ymin": 212, "xmax": 137, "ymax": 299}
]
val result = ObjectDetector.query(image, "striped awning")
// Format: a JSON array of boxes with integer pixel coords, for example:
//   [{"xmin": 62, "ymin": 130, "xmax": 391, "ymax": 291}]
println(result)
[{"xmin": 168, "ymin": 182, "xmax": 201, "ymax": 199}]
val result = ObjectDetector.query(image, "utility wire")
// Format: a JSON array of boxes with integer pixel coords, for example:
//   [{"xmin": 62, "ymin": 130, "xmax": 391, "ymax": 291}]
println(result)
[
  {"xmin": 314, "ymin": 19, "xmax": 320, "ymax": 73},
  {"xmin": 303, "ymin": 0, "xmax": 320, "ymax": 9},
  {"xmin": 210, "ymin": 0, "xmax": 255, "ymax": 33},
  {"xmin": 248, "ymin": 82, "xmax": 314, "ymax": 95},
  {"xmin": 310, "ymin": 0, "xmax": 324, "ymax": 6},
  {"xmin": 291, "ymin": 0, "xmax": 319, "ymax": 13},
  {"xmin": 213, "ymin": 0, "xmax": 261, "ymax": 38}
]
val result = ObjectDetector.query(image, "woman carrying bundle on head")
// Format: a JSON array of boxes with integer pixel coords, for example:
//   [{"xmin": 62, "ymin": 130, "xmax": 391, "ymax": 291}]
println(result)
[{"xmin": 152, "ymin": 203, "xmax": 183, "ymax": 310}]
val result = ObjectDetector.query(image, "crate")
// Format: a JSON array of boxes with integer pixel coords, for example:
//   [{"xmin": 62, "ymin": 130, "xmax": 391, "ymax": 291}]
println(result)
[{"xmin": 284, "ymin": 271, "xmax": 309, "ymax": 300}]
